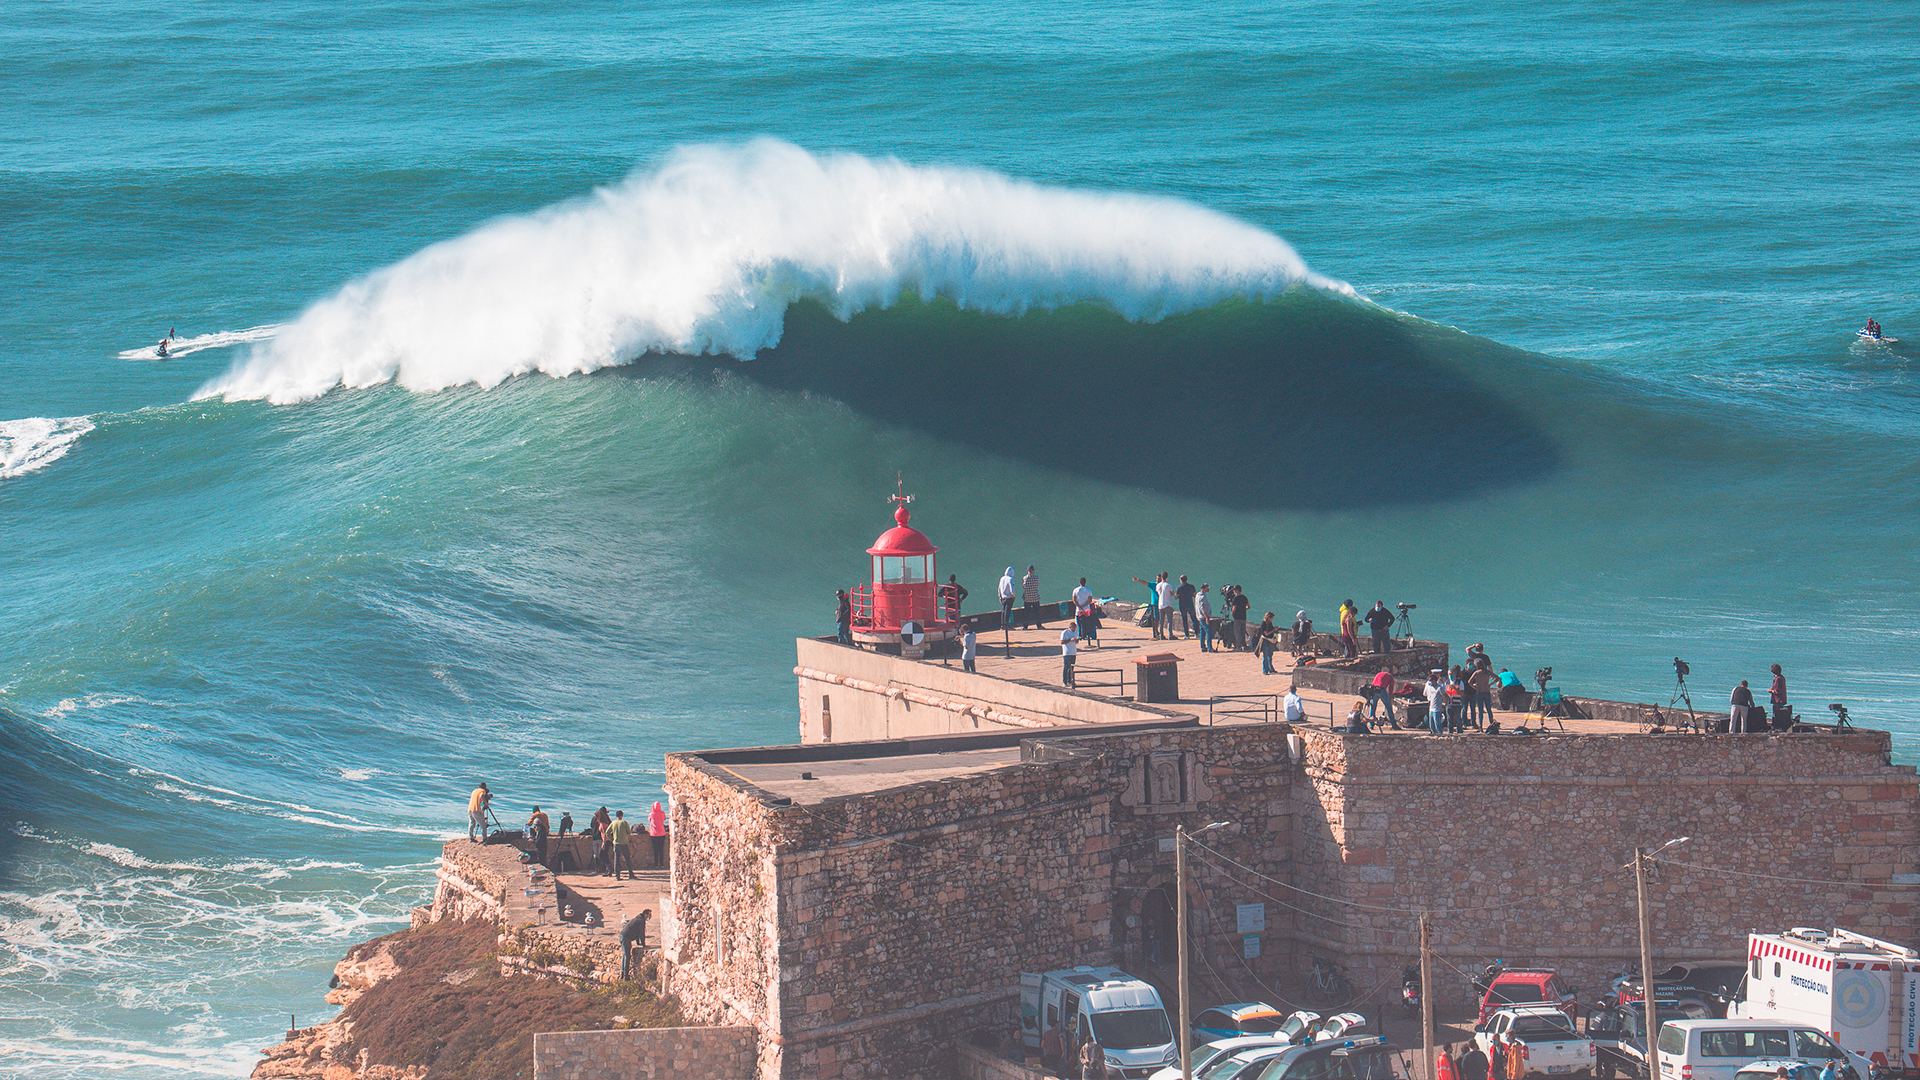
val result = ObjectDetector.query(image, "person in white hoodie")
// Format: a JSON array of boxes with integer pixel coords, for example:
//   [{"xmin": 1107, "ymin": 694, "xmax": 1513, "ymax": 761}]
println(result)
[{"xmin": 998, "ymin": 567, "xmax": 1017, "ymax": 629}]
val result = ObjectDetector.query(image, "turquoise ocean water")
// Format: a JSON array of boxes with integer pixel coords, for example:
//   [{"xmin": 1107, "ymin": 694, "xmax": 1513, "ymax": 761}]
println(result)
[{"xmin": 3, "ymin": 2, "xmax": 1918, "ymax": 1074}]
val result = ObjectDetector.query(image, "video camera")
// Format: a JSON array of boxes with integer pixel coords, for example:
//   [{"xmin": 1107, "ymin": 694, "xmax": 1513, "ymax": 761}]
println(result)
[
  {"xmin": 1829, "ymin": 702, "xmax": 1852, "ymax": 728},
  {"xmin": 1396, "ymin": 602, "xmax": 1416, "ymax": 612},
  {"xmin": 1534, "ymin": 667, "xmax": 1553, "ymax": 691},
  {"xmin": 1672, "ymin": 657, "xmax": 1690, "ymax": 678}
]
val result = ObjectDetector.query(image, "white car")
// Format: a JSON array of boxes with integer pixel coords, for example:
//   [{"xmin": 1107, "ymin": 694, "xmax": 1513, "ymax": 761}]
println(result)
[
  {"xmin": 1149, "ymin": 1037, "xmax": 1291, "ymax": 1080},
  {"xmin": 1476, "ymin": 1005, "xmax": 1596, "ymax": 1077}
]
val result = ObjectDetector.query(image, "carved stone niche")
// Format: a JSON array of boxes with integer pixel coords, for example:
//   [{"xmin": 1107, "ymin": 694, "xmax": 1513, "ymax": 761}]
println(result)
[{"xmin": 1120, "ymin": 751, "xmax": 1213, "ymax": 813}]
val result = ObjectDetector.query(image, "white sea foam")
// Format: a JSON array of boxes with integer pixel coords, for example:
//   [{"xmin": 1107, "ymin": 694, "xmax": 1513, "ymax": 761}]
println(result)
[
  {"xmin": 117, "ymin": 323, "xmax": 283, "ymax": 361},
  {"xmin": 195, "ymin": 140, "xmax": 1346, "ymax": 404},
  {"xmin": 0, "ymin": 416, "xmax": 94, "ymax": 479}
]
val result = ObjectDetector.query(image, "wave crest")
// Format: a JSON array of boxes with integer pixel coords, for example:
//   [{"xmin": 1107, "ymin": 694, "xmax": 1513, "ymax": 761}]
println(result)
[
  {"xmin": 0, "ymin": 416, "xmax": 93, "ymax": 480},
  {"xmin": 195, "ymin": 140, "xmax": 1340, "ymax": 404}
]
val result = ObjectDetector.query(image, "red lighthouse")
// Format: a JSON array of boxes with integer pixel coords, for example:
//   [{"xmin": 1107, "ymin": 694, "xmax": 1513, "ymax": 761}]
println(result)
[{"xmin": 850, "ymin": 482, "xmax": 957, "ymax": 652}]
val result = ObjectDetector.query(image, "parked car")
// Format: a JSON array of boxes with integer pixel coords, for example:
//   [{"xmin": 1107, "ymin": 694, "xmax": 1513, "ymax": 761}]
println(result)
[
  {"xmin": 1654, "ymin": 1020, "xmax": 1870, "ymax": 1080},
  {"xmin": 1193, "ymin": 1003, "xmax": 1298, "ymax": 1045},
  {"xmin": 1588, "ymin": 1002, "xmax": 1689, "ymax": 1080},
  {"xmin": 1206, "ymin": 1045, "xmax": 1299, "ymax": 1080},
  {"xmin": 1149, "ymin": 1036, "xmax": 1292, "ymax": 1080},
  {"xmin": 1248, "ymin": 1035, "xmax": 1408, "ymax": 1080},
  {"xmin": 1475, "ymin": 1005, "xmax": 1597, "ymax": 1077},
  {"xmin": 1316, "ymin": 1013, "xmax": 1369, "ymax": 1043},
  {"xmin": 1478, "ymin": 969, "xmax": 1580, "ymax": 1025},
  {"xmin": 1605, "ymin": 962, "xmax": 1748, "ymax": 1019}
]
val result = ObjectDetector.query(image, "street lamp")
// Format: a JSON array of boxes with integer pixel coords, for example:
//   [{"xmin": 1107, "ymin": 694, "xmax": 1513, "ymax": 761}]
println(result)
[
  {"xmin": 1636, "ymin": 837, "xmax": 1691, "ymax": 1080},
  {"xmin": 1178, "ymin": 822, "xmax": 1232, "ymax": 1080}
]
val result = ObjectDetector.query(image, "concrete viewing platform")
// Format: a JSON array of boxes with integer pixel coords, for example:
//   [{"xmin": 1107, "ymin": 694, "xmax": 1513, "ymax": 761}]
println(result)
[{"xmin": 868, "ymin": 606, "xmax": 1692, "ymax": 737}]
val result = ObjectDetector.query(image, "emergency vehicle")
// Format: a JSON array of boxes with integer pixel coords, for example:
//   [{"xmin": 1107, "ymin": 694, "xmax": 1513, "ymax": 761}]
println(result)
[{"xmin": 1729, "ymin": 927, "xmax": 1920, "ymax": 1079}]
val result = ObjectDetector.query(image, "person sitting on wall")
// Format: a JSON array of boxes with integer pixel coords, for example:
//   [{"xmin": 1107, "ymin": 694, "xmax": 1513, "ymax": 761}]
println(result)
[{"xmin": 1345, "ymin": 699, "xmax": 1372, "ymax": 734}]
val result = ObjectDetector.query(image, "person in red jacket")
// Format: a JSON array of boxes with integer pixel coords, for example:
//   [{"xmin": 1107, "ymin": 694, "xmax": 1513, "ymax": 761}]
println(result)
[{"xmin": 647, "ymin": 800, "xmax": 668, "ymax": 867}]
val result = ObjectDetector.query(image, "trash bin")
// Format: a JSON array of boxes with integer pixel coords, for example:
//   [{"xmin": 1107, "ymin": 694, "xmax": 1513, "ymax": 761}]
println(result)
[
  {"xmin": 1134, "ymin": 652, "xmax": 1181, "ymax": 703},
  {"xmin": 1402, "ymin": 699, "xmax": 1429, "ymax": 729}
]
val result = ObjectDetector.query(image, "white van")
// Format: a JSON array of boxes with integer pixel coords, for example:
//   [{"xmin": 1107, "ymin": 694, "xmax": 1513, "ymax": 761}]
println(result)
[
  {"xmin": 1655, "ymin": 1020, "xmax": 1871, "ymax": 1080},
  {"xmin": 1021, "ymin": 966, "xmax": 1178, "ymax": 1079}
]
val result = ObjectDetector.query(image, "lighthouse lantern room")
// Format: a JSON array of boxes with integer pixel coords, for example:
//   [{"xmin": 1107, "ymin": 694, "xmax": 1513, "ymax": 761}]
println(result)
[{"xmin": 850, "ymin": 482, "xmax": 958, "ymax": 649}]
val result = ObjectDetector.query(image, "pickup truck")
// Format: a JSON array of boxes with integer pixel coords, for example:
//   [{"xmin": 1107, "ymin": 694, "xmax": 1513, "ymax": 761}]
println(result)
[
  {"xmin": 1476, "ymin": 1006, "xmax": 1598, "ymax": 1078},
  {"xmin": 1588, "ymin": 1003, "xmax": 1689, "ymax": 1080}
]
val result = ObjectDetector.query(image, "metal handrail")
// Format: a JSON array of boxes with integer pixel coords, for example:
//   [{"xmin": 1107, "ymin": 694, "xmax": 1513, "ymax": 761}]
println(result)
[
  {"xmin": 1207, "ymin": 694, "xmax": 1280, "ymax": 725},
  {"xmin": 1071, "ymin": 666, "xmax": 1128, "ymax": 698}
]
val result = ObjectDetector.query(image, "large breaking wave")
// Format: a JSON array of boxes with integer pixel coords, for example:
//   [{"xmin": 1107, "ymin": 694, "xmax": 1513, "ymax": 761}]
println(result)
[{"xmin": 195, "ymin": 140, "xmax": 1347, "ymax": 404}]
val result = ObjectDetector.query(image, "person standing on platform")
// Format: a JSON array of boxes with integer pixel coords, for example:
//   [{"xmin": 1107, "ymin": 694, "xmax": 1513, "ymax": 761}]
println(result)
[
  {"xmin": 835, "ymin": 589, "xmax": 853, "ymax": 646},
  {"xmin": 647, "ymin": 800, "xmax": 668, "ymax": 868},
  {"xmin": 1229, "ymin": 586, "xmax": 1251, "ymax": 650},
  {"xmin": 1196, "ymin": 584, "xmax": 1215, "ymax": 652},
  {"xmin": 1255, "ymin": 612, "xmax": 1280, "ymax": 674},
  {"xmin": 589, "ymin": 806, "xmax": 612, "ymax": 874},
  {"xmin": 1061, "ymin": 625, "xmax": 1078, "ymax": 688},
  {"xmin": 1769, "ymin": 663, "xmax": 1789, "ymax": 728},
  {"xmin": 527, "ymin": 805, "xmax": 550, "ymax": 866},
  {"xmin": 1730, "ymin": 678, "xmax": 1755, "ymax": 733},
  {"xmin": 1022, "ymin": 565, "xmax": 1047, "ymax": 630},
  {"xmin": 1365, "ymin": 600, "xmax": 1394, "ymax": 654},
  {"xmin": 1291, "ymin": 610, "xmax": 1313, "ymax": 657},
  {"xmin": 961, "ymin": 627, "xmax": 978, "ymax": 673},
  {"xmin": 1425, "ymin": 669, "xmax": 1448, "ymax": 735},
  {"xmin": 1369, "ymin": 668, "xmax": 1397, "ymax": 726},
  {"xmin": 1131, "ymin": 574, "xmax": 1162, "ymax": 638},
  {"xmin": 1156, "ymin": 573, "xmax": 1177, "ymax": 638},
  {"xmin": 608, "ymin": 810, "xmax": 634, "ymax": 880},
  {"xmin": 1339, "ymin": 599, "xmax": 1359, "ymax": 660},
  {"xmin": 940, "ymin": 574, "xmax": 967, "ymax": 619},
  {"xmin": 999, "ymin": 567, "xmax": 1017, "ymax": 629},
  {"xmin": 1073, "ymin": 578, "xmax": 1097, "ymax": 647},
  {"xmin": 1468, "ymin": 663, "xmax": 1494, "ymax": 729},
  {"xmin": 466, "ymin": 782, "xmax": 491, "ymax": 843},
  {"xmin": 1176, "ymin": 575, "xmax": 1198, "ymax": 638}
]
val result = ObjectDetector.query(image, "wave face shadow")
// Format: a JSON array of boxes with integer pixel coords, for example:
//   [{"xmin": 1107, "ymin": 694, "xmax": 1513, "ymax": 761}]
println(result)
[{"xmin": 723, "ymin": 295, "xmax": 1562, "ymax": 511}]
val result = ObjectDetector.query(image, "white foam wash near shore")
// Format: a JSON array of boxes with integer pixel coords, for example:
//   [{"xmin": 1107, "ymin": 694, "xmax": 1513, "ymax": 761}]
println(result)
[{"xmin": 195, "ymin": 140, "xmax": 1345, "ymax": 405}]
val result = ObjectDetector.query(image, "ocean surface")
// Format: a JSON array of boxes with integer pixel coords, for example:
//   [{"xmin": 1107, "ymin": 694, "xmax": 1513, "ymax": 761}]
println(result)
[{"xmin": 3, "ymin": 1, "xmax": 1918, "ymax": 1074}]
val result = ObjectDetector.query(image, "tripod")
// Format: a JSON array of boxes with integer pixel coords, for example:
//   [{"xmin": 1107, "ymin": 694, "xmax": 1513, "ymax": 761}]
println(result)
[
  {"xmin": 1392, "ymin": 607, "xmax": 1414, "ymax": 640},
  {"xmin": 1670, "ymin": 672, "xmax": 1698, "ymax": 732}
]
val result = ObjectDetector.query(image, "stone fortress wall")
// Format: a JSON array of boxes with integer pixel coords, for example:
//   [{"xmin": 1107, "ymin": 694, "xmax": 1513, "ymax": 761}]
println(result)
[{"xmin": 663, "ymin": 708, "xmax": 1920, "ymax": 1078}]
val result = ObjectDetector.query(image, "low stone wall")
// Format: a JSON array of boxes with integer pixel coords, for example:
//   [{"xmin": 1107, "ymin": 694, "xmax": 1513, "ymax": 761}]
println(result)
[
  {"xmin": 955, "ymin": 1040, "xmax": 1053, "ymax": 1080},
  {"xmin": 532, "ymin": 1026, "xmax": 757, "ymax": 1080}
]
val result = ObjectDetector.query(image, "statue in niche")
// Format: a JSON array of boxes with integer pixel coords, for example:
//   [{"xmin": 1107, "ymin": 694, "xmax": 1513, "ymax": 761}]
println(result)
[{"xmin": 1150, "ymin": 754, "xmax": 1183, "ymax": 805}]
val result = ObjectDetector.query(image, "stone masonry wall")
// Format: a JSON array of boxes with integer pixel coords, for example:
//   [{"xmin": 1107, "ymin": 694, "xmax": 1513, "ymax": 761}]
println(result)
[
  {"xmin": 1287, "ymin": 726, "xmax": 1920, "ymax": 1010},
  {"xmin": 665, "ymin": 723, "xmax": 1305, "ymax": 1079},
  {"xmin": 533, "ymin": 1026, "xmax": 757, "ymax": 1080}
]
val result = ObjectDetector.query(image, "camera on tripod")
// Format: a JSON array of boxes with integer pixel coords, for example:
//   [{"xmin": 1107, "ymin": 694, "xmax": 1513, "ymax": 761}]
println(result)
[
  {"xmin": 1829, "ymin": 702, "xmax": 1852, "ymax": 729},
  {"xmin": 1672, "ymin": 657, "xmax": 1690, "ymax": 678},
  {"xmin": 1534, "ymin": 666, "xmax": 1553, "ymax": 691}
]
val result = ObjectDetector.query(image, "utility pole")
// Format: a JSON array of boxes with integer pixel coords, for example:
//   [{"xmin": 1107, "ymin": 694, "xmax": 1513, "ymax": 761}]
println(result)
[
  {"xmin": 1176, "ymin": 822, "xmax": 1230, "ymax": 1080},
  {"xmin": 1635, "ymin": 837, "xmax": 1689, "ymax": 1080},
  {"xmin": 1421, "ymin": 914, "xmax": 1435, "ymax": 1080},
  {"xmin": 1177, "ymin": 824, "xmax": 1192, "ymax": 1080},
  {"xmin": 1636, "ymin": 847, "xmax": 1659, "ymax": 1080}
]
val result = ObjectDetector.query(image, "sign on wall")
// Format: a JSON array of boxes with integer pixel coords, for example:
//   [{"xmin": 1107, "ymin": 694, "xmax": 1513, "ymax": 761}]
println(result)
[{"xmin": 1237, "ymin": 903, "xmax": 1266, "ymax": 934}]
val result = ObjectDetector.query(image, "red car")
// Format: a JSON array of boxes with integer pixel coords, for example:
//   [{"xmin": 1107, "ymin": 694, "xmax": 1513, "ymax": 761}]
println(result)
[{"xmin": 1477, "ymin": 969, "xmax": 1579, "ymax": 1025}]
